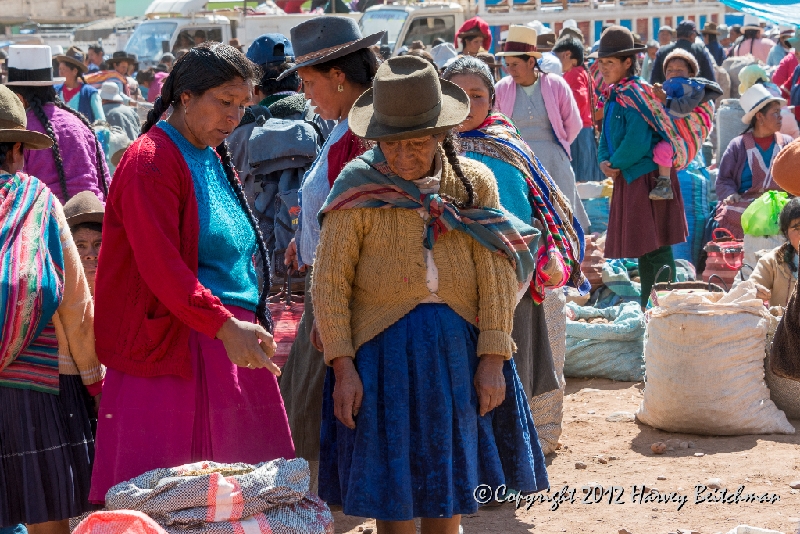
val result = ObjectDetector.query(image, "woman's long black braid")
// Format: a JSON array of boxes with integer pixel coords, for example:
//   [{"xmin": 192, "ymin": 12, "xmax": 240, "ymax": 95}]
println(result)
[
  {"xmin": 442, "ymin": 132, "xmax": 475, "ymax": 209},
  {"xmin": 12, "ymin": 86, "xmax": 108, "ymax": 201},
  {"xmin": 140, "ymin": 42, "xmax": 273, "ymax": 331}
]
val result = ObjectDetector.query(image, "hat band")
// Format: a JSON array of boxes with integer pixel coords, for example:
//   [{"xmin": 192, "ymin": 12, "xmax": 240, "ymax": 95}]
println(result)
[
  {"xmin": 373, "ymin": 100, "xmax": 442, "ymax": 128},
  {"xmin": 747, "ymin": 95, "xmax": 775, "ymax": 115},
  {"xmin": 7, "ymin": 67, "xmax": 53, "ymax": 83},
  {"xmin": 503, "ymin": 41, "xmax": 537, "ymax": 54},
  {"xmin": 296, "ymin": 38, "xmax": 360, "ymax": 64},
  {"xmin": 0, "ymin": 119, "xmax": 25, "ymax": 131}
]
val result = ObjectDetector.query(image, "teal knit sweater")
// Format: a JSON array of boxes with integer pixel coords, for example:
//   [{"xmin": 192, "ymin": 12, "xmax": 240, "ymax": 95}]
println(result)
[{"xmin": 159, "ymin": 121, "xmax": 258, "ymax": 312}]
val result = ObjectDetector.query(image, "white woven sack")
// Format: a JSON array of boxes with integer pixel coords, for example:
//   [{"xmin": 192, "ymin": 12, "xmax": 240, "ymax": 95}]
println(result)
[{"xmin": 637, "ymin": 281, "xmax": 795, "ymax": 435}]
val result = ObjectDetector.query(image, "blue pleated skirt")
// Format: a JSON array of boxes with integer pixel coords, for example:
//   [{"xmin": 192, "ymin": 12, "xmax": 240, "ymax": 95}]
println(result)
[{"xmin": 318, "ymin": 304, "xmax": 549, "ymax": 521}]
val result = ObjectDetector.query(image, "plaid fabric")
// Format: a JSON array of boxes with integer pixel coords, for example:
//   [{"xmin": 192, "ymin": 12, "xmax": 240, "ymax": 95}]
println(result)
[
  {"xmin": 319, "ymin": 146, "xmax": 538, "ymax": 285},
  {"xmin": 460, "ymin": 114, "xmax": 590, "ymax": 303},
  {"xmin": 75, "ymin": 511, "xmax": 168, "ymax": 534},
  {"xmin": 105, "ymin": 459, "xmax": 333, "ymax": 534},
  {"xmin": 612, "ymin": 76, "xmax": 713, "ymax": 170}
]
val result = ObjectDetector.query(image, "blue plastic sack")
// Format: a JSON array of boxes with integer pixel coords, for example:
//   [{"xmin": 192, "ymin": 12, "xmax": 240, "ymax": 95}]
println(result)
[{"xmin": 565, "ymin": 302, "xmax": 646, "ymax": 381}]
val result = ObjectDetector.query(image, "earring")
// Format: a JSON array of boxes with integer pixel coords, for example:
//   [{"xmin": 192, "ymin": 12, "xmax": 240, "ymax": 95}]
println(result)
[{"xmin": 337, "ymin": 84, "xmax": 344, "ymax": 92}]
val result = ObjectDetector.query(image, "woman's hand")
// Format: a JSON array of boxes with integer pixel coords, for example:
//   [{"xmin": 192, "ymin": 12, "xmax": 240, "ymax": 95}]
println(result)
[
  {"xmin": 310, "ymin": 319, "xmax": 324, "ymax": 352},
  {"xmin": 754, "ymin": 283, "xmax": 772, "ymax": 302},
  {"xmin": 723, "ymin": 193, "xmax": 742, "ymax": 206},
  {"xmin": 474, "ymin": 354, "xmax": 506, "ymax": 416},
  {"xmin": 284, "ymin": 238, "xmax": 306, "ymax": 273},
  {"xmin": 331, "ymin": 357, "xmax": 363, "ymax": 429},
  {"xmin": 600, "ymin": 161, "xmax": 619, "ymax": 179},
  {"xmin": 542, "ymin": 253, "xmax": 566, "ymax": 288},
  {"xmin": 216, "ymin": 317, "xmax": 280, "ymax": 376}
]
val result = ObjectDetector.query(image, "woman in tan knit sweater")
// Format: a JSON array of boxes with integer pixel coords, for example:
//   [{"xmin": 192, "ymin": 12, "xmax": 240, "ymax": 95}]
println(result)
[{"xmin": 312, "ymin": 56, "xmax": 549, "ymax": 534}]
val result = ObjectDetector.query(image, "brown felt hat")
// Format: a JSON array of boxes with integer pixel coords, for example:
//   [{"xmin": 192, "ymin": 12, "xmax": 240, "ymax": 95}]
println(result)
[
  {"xmin": 772, "ymin": 137, "xmax": 800, "ymax": 196},
  {"xmin": 63, "ymin": 190, "xmax": 105, "ymax": 227},
  {"xmin": 55, "ymin": 46, "xmax": 88, "ymax": 74},
  {"xmin": 349, "ymin": 55, "xmax": 469, "ymax": 142},
  {"xmin": 700, "ymin": 22, "xmax": 721, "ymax": 35},
  {"xmin": 537, "ymin": 34, "xmax": 556, "ymax": 52},
  {"xmin": 0, "ymin": 85, "xmax": 53, "ymax": 150},
  {"xmin": 663, "ymin": 48, "xmax": 699, "ymax": 77},
  {"xmin": 596, "ymin": 25, "xmax": 646, "ymax": 58}
]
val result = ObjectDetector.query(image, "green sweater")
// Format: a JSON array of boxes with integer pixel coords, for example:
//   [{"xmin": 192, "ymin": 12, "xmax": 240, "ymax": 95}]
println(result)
[{"xmin": 598, "ymin": 97, "xmax": 660, "ymax": 183}]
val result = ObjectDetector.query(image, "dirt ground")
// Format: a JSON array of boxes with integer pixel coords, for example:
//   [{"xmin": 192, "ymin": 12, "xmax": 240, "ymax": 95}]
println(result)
[{"xmin": 332, "ymin": 377, "xmax": 800, "ymax": 534}]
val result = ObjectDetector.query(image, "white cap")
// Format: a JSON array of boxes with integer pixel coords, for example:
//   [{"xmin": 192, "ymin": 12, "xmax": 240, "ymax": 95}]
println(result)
[
  {"xmin": 99, "ymin": 81, "xmax": 123, "ymax": 102},
  {"xmin": 5, "ymin": 45, "xmax": 65, "ymax": 86}
]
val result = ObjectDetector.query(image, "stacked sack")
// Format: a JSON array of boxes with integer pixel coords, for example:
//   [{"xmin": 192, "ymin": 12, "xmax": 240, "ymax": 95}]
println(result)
[{"xmin": 96, "ymin": 458, "xmax": 333, "ymax": 534}]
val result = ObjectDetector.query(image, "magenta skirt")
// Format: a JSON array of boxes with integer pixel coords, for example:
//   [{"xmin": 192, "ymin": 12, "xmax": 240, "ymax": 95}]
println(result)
[{"xmin": 89, "ymin": 306, "xmax": 295, "ymax": 503}]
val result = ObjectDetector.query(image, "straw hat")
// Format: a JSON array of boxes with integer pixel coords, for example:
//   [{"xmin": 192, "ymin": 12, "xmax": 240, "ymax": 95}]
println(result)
[
  {"xmin": 559, "ymin": 26, "xmax": 584, "ymax": 43},
  {"xmin": 5, "ymin": 45, "xmax": 65, "ymax": 86},
  {"xmin": 700, "ymin": 22, "xmax": 721, "ymax": 35},
  {"xmin": 742, "ymin": 14, "xmax": 762, "ymax": 32},
  {"xmin": 740, "ymin": 84, "xmax": 785, "ymax": 125},
  {"xmin": 277, "ymin": 17, "xmax": 384, "ymax": 81},
  {"xmin": 496, "ymin": 26, "xmax": 542, "ymax": 59},
  {"xmin": 0, "ymin": 85, "xmax": 53, "ymax": 150},
  {"xmin": 595, "ymin": 26, "xmax": 646, "ymax": 58},
  {"xmin": 349, "ymin": 55, "xmax": 469, "ymax": 142},
  {"xmin": 63, "ymin": 190, "xmax": 105, "ymax": 227},
  {"xmin": 55, "ymin": 46, "xmax": 88, "ymax": 74}
]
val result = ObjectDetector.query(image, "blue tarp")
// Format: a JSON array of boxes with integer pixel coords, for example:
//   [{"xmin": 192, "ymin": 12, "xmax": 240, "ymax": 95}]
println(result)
[{"xmin": 720, "ymin": 0, "xmax": 800, "ymax": 27}]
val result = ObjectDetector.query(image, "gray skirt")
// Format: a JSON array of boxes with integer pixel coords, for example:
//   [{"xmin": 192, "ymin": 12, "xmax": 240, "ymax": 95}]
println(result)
[{"xmin": 512, "ymin": 292, "xmax": 559, "ymax": 399}]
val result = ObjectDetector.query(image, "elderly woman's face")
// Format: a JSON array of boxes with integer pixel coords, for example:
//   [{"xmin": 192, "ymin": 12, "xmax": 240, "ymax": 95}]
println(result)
[
  {"xmin": 448, "ymin": 73, "xmax": 491, "ymax": 133},
  {"xmin": 381, "ymin": 134, "xmax": 443, "ymax": 181},
  {"xmin": 757, "ymin": 101, "xmax": 783, "ymax": 134},
  {"xmin": 664, "ymin": 58, "xmax": 691, "ymax": 80},
  {"xmin": 180, "ymin": 78, "xmax": 252, "ymax": 148},
  {"xmin": 72, "ymin": 226, "xmax": 102, "ymax": 296}
]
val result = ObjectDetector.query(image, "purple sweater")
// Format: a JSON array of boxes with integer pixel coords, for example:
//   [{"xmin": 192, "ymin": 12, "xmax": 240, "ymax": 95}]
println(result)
[
  {"xmin": 716, "ymin": 133, "xmax": 792, "ymax": 200},
  {"xmin": 24, "ymin": 103, "xmax": 108, "ymax": 204}
]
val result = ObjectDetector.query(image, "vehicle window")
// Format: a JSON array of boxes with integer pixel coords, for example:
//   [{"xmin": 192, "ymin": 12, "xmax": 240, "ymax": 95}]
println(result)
[
  {"xmin": 360, "ymin": 10, "xmax": 409, "ymax": 48},
  {"xmin": 402, "ymin": 15, "xmax": 455, "ymax": 48},
  {"xmin": 125, "ymin": 21, "xmax": 178, "ymax": 63}
]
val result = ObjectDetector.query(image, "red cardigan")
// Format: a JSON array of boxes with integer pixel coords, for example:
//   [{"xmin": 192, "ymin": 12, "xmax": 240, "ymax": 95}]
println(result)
[{"xmin": 94, "ymin": 125, "xmax": 233, "ymax": 378}]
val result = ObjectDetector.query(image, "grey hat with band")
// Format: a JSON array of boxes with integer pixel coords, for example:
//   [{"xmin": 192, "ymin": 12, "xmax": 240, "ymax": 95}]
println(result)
[
  {"xmin": 349, "ymin": 55, "xmax": 469, "ymax": 142},
  {"xmin": 277, "ymin": 17, "xmax": 384, "ymax": 81},
  {"xmin": 0, "ymin": 85, "xmax": 53, "ymax": 150}
]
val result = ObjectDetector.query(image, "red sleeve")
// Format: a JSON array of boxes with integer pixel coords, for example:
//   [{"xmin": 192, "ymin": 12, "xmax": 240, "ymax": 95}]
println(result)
[
  {"xmin": 113, "ymin": 135, "xmax": 233, "ymax": 339},
  {"xmin": 773, "ymin": 54, "xmax": 797, "ymax": 93},
  {"xmin": 327, "ymin": 130, "xmax": 368, "ymax": 187}
]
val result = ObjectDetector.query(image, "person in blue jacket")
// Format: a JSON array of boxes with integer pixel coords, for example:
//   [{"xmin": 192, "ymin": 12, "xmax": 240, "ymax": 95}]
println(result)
[{"xmin": 54, "ymin": 47, "xmax": 105, "ymax": 123}]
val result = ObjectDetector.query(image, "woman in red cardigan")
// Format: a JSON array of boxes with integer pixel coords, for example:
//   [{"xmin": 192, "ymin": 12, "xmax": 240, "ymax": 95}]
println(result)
[{"xmin": 89, "ymin": 43, "xmax": 294, "ymax": 502}]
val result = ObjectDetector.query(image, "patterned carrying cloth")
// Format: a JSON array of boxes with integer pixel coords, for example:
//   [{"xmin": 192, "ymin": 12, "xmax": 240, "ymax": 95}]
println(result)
[
  {"xmin": 460, "ymin": 114, "xmax": 590, "ymax": 303},
  {"xmin": 75, "ymin": 511, "xmax": 168, "ymax": 534},
  {"xmin": 0, "ymin": 172, "xmax": 64, "ymax": 373},
  {"xmin": 612, "ymin": 76, "xmax": 713, "ymax": 170},
  {"xmin": 105, "ymin": 459, "xmax": 333, "ymax": 534},
  {"xmin": 319, "ymin": 146, "xmax": 538, "ymax": 285}
]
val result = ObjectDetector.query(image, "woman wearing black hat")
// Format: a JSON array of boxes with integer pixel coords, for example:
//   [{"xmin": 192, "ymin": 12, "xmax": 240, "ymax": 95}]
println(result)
[
  {"xmin": 313, "ymin": 55, "xmax": 548, "ymax": 532},
  {"xmin": 55, "ymin": 46, "xmax": 105, "ymax": 123},
  {"xmin": 276, "ymin": 16, "xmax": 384, "ymax": 493},
  {"xmin": 596, "ymin": 26, "xmax": 688, "ymax": 307}
]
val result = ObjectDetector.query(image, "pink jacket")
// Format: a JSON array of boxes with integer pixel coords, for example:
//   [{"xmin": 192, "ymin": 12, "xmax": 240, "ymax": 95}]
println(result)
[{"xmin": 494, "ymin": 73, "xmax": 582, "ymax": 159}]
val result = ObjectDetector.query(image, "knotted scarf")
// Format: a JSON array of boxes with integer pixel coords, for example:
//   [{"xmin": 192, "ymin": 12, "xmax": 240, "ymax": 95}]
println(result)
[
  {"xmin": 0, "ymin": 172, "xmax": 64, "ymax": 371},
  {"xmin": 319, "ymin": 146, "xmax": 538, "ymax": 285},
  {"xmin": 460, "ymin": 113, "xmax": 590, "ymax": 303},
  {"xmin": 612, "ymin": 76, "xmax": 713, "ymax": 170}
]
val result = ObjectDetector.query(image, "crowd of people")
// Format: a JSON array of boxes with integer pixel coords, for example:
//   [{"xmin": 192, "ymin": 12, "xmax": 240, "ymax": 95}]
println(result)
[{"xmin": 2, "ymin": 11, "xmax": 800, "ymax": 534}]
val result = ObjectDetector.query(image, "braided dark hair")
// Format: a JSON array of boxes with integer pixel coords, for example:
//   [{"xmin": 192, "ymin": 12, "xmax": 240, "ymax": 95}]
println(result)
[
  {"xmin": 10, "ymin": 85, "xmax": 108, "ymax": 201},
  {"xmin": 139, "ymin": 42, "xmax": 273, "ymax": 331},
  {"xmin": 442, "ymin": 131, "xmax": 475, "ymax": 209}
]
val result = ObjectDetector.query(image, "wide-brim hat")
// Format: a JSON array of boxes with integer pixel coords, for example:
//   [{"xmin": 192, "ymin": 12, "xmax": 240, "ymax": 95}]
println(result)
[
  {"xmin": 496, "ymin": 25, "xmax": 542, "ymax": 59},
  {"xmin": 277, "ymin": 17, "xmax": 384, "ymax": 81},
  {"xmin": 742, "ymin": 14, "xmax": 762, "ymax": 32},
  {"xmin": 63, "ymin": 191, "xmax": 105, "ymax": 227},
  {"xmin": 596, "ymin": 25, "xmax": 646, "ymax": 58},
  {"xmin": 741, "ymin": 84, "xmax": 786, "ymax": 124},
  {"xmin": 701, "ymin": 22, "xmax": 721, "ymax": 35},
  {"xmin": 537, "ymin": 33, "xmax": 556, "ymax": 52},
  {"xmin": 787, "ymin": 31, "xmax": 800, "ymax": 50},
  {"xmin": 55, "ymin": 46, "xmax": 88, "ymax": 74},
  {"xmin": 0, "ymin": 85, "xmax": 53, "ymax": 150},
  {"xmin": 349, "ymin": 55, "xmax": 469, "ymax": 142},
  {"xmin": 106, "ymin": 51, "xmax": 131, "ymax": 66},
  {"xmin": 559, "ymin": 26, "xmax": 584, "ymax": 43},
  {"xmin": 6, "ymin": 45, "xmax": 65, "ymax": 86}
]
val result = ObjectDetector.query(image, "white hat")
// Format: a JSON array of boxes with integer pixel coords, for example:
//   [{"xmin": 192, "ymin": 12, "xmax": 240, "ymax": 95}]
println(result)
[
  {"xmin": 538, "ymin": 51, "xmax": 563, "ymax": 75},
  {"xmin": 742, "ymin": 14, "xmax": 762, "ymax": 32},
  {"xmin": 496, "ymin": 25, "xmax": 542, "ymax": 59},
  {"xmin": 563, "ymin": 19, "xmax": 578, "ymax": 30},
  {"xmin": 741, "ymin": 84, "xmax": 786, "ymax": 124},
  {"xmin": 50, "ymin": 45, "xmax": 64, "ymax": 56},
  {"xmin": 5, "ymin": 45, "xmax": 65, "ymax": 86},
  {"xmin": 99, "ymin": 81, "xmax": 123, "ymax": 103},
  {"xmin": 430, "ymin": 42, "xmax": 458, "ymax": 70}
]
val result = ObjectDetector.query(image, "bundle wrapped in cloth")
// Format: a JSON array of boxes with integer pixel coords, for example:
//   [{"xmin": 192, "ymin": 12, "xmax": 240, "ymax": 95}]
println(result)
[{"xmin": 102, "ymin": 458, "xmax": 333, "ymax": 534}]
